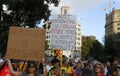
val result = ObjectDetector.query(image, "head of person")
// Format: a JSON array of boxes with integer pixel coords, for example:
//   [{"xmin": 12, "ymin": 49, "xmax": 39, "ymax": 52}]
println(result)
[
  {"xmin": 106, "ymin": 61, "xmax": 110, "ymax": 67},
  {"xmin": 94, "ymin": 63, "xmax": 103, "ymax": 74},
  {"xmin": 112, "ymin": 66, "xmax": 118, "ymax": 76},
  {"xmin": 51, "ymin": 58, "xmax": 60, "ymax": 67},
  {"xmin": 62, "ymin": 59, "xmax": 69, "ymax": 67},
  {"xmin": 26, "ymin": 61, "xmax": 37, "ymax": 74},
  {"xmin": 49, "ymin": 66, "xmax": 60, "ymax": 76},
  {"xmin": 118, "ymin": 57, "xmax": 120, "ymax": 64},
  {"xmin": 112, "ymin": 66, "xmax": 120, "ymax": 76},
  {"xmin": 117, "ymin": 66, "xmax": 120, "ymax": 76},
  {"xmin": 76, "ymin": 62, "xmax": 82, "ymax": 69},
  {"xmin": 113, "ymin": 60, "xmax": 118, "ymax": 66}
]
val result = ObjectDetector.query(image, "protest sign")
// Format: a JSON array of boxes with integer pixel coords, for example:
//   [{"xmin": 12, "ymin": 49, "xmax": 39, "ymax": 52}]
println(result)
[
  {"xmin": 6, "ymin": 27, "xmax": 46, "ymax": 61},
  {"xmin": 50, "ymin": 15, "xmax": 76, "ymax": 51}
]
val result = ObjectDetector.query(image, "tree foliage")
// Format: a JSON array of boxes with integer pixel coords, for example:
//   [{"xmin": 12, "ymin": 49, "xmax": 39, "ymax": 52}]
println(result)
[
  {"xmin": 89, "ymin": 40, "xmax": 104, "ymax": 62},
  {"xmin": 0, "ymin": 0, "xmax": 60, "ymax": 54},
  {"xmin": 81, "ymin": 37, "xmax": 95, "ymax": 58},
  {"xmin": 104, "ymin": 33, "xmax": 120, "ymax": 62},
  {"xmin": 45, "ymin": 40, "xmax": 49, "ymax": 50}
]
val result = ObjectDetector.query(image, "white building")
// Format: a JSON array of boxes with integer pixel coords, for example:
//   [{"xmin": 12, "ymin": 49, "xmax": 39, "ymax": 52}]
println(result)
[{"xmin": 45, "ymin": 6, "xmax": 82, "ymax": 59}]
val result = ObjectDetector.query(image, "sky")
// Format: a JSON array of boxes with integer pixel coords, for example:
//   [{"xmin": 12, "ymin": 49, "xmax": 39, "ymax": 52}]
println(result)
[{"xmin": 46, "ymin": 0, "xmax": 120, "ymax": 43}]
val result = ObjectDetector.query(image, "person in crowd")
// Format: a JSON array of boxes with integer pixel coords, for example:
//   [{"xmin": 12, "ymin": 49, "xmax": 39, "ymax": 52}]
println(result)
[
  {"xmin": 81, "ymin": 62, "xmax": 95, "ymax": 76},
  {"xmin": 113, "ymin": 60, "xmax": 118, "ymax": 66},
  {"xmin": 48, "ymin": 66, "xmax": 60, "ymax": 76},
  {"xmin": 0, "ymin": 53, "xmax": 3, "ymax": 63},
  {"xmin": 51, "ymin": 57, "xmax": 60, "ymax": 68},
  {"xmin": 0, "ymin": 60, "xmax": 7, "ymax": 72},
  {"xmin": 117, "ymin": 66, "xmax": 120, "ymax": 76},
  {"xmin": 111, "ymin": 66, "xmax": 118, "ymax": 76},
  {"xmin": 73, "ymin": 59, "xmax": 84, "ymax": 76},
  {"xmin": 7, "ymin": 59, "xmax": 47, "ymax": 76},
  {"xmin": 73, "ymin": 66, "xmax": 77, "ymax": 76},
  {"xmin": 117, "ymin": 57, "xmax": 120, "ymax": 67},
  {"xmin": 111, "ymin": 66, "xmax": 120, "ymax": 76},
  {"xmin": 73, "ymin": 62, "xmax": 83, "ymax": 76},
  {"xmin": 62, "ymin": 59, "xmax": 73, "ymax": 76},
  {"xmin": 45, "ymin": 59, "xmax": 51, "ymax": 72},
  {"xmin": 94, "ymin": 63, "xmax": 104, "ymax": 76},
  {"xmin": 12, "ymin": 62, "xmax": 19, "ymax": 71},
  {"xmin": 104, "ymin": 61, "xmax": 111, "ymax": 76},
  {"xmin": 48, "ymin": 58, "xmax": 60, "ymax": 76},
  {"xmin": 39, "ymin": 63, "xmax": 43, "ymax": 74}
]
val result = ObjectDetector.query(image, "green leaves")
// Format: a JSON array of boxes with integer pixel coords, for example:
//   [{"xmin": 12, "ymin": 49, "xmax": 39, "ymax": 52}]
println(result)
[
  {"xmin": 0, "ymin": 0, "xmax": 60, "ymax": 55},
  {"xmin": 104, "ymin": 33, "xmax": 120, "ymax": 62},
  {"xmin": 89, "ymin": 40, "xmax": 104, "ymax": 61},
  {"xmin": 81, "ymin": 36, "xmax": 96, "ymax": 57}
]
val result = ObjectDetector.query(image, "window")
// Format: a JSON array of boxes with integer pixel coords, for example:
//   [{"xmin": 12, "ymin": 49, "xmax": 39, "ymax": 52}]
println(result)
[
  {"xmin": 78, "ymin": 24, "xmax": 80, "ymax": 26},
  {"xmin": 74, "ymin": 56, "xmax": 76, "ymax": 58},
  {"xmin": 48, "ymin": 40, "xmax": 50, "ymax": 43},
  {"xmin": 117, "ymin": 23, "xmax": 120, "ymax": 26},
  {"xmin": 64, "ymin": 9, "xmax": 67, "ymax": 15},
  {"xmin": 78, "ymin": 33, "xmax": 81, "ymax": 36},
  {"xmin": 77, "ymin": 37, "xmax": 80, "ymax": 40},
  {"xmin": 77, "ymin": 47, "xmax": 81, "ymax": 50},
  {"xmin": 47, "ymin": 31, "xmax": 49, "ymax": 34},
  {"xmin": 69, "ymin": 55, "xmax": 71, "ymax": 58},
  {"xmin": 78, "ymin": 28, "xmax": 81, "ymax": 31},
  {"xmin": 77, "ymin": 42, "xmax": 80, "ymax": 45},
  {"xmin": 117, "ymin": 28, "xmax": 120, "ymax": 30}
]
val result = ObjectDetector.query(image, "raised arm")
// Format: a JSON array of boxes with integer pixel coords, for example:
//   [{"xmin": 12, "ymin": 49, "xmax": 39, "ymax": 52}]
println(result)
[
  {"xmin": 0, "ymin": 60, "xmax": 7, "ymax": 71},
  {"xmin": 42, "ymin": 64, "xmax": 47, "ymax": 76},
  {"xmin": 79, "ymin": 59, "xmax": 84, "ymax": 69},
  {"xmin": 40, "ymin": 58, "xmax": 47, "ymax": 76},
  {"xmin": 7, "ymin": 59, "xmax": 22, "ymax": 76}
]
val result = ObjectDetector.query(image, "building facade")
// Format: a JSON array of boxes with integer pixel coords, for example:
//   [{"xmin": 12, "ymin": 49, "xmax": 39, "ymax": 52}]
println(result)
[
  {"xmin": 45, "ymin": 6, "xmax": 82, "ymax": 59},
  {"xmin": 75, "ymin": 23, "xmax": 82, "ymax": 51},
  {"xmin": 105, "ymin": 9, "xmax": 120, "ymax": 36}
]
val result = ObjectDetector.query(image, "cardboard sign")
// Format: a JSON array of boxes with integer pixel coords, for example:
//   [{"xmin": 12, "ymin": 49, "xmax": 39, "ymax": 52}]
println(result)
[{"xmin": 6, "ymin": 27, "xmax": 46, "ymax": 61}]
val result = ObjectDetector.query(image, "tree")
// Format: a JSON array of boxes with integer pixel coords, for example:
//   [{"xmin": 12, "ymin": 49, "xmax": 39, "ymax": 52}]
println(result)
[
  {"xmin": 89, "ymin": 40, "xmax": 105, "ymax": 62},
  {"xmin": 81, "ymin": 36, "xmax": 96, "ymax": 58},
  {"xmin": 45, "ymin": 40, "xmax": 49, "ymax": 50},
  {"xmin": 104, "ymin": 33, "xmax": 120, "ymax": 62},
  {"xmin": 0, "ymin": 0, "xmax": 60, "ymax": 54}
]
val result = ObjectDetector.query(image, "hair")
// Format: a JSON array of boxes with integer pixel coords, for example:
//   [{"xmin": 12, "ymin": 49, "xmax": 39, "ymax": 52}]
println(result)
[
  {"xmin": 82, "ymin": 69, "xmax": 95, "ymax": 76},
  {"xmin": 39, "ymin": 63, "xmax": 43, "ymax": 69},
  {"xmin": 25, "ymin": 61, "xmax": 38, "ymax": 74},
  {"xmin": 51, "ymin": 58, "xmax": 60, "ymax": 65},
  {"xmin": 76, "ymin": 62, "xmax": 82, "ymax": 68},
  {"xmin": 94, "ymin": 63, "xmax": 104, "ymax": 73},
  {"xmin": 0, "ymin": 60, "xmax": 7, "ymax": 71},
  {"xmin": 49, "ymin": 66, "xmax": 60, "ymax": 76}
]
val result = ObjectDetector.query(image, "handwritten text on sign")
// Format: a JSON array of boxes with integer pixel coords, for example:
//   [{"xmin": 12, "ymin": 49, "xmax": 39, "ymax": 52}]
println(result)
[
  {"xmin": 50, "ymin": 15, "xmax": 76, "ymax": 51},
  {"xmin": 6, "ymin": 27, "xmax": 46, "ymax": 61}
]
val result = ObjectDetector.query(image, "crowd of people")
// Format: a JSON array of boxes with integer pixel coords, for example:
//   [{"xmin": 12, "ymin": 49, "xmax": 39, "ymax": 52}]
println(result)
[{"xmin": 0, "ymin": 53, "xmax": 120, "ymax": 76}]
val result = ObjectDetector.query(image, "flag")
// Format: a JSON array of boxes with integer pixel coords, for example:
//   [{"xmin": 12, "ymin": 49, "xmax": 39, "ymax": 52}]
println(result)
[
  {"xmin": 54, "ymin": 49, "xmax": 61, "ymax": 60},
  {"xmin": 19, "ymin": 61, "xmax": 26, "ymax": 72}
]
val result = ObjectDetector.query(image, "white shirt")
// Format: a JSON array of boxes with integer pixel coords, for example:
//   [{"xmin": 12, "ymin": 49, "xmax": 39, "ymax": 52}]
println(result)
[
  {"xmin": 46, "ymin": 65, "xmax": 51, "ymax": 72},
  {"xmin": 0, "ymin": 59, "xmax": 3, "ymax": 63}
]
